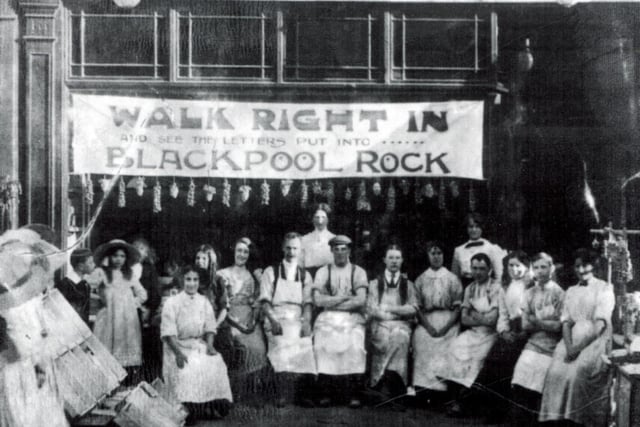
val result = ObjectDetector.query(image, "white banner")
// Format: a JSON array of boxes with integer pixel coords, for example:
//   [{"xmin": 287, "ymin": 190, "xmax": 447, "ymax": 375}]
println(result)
[{"xmin": 71, "ymin": 95, "xmax": 484, "ymax": 180}]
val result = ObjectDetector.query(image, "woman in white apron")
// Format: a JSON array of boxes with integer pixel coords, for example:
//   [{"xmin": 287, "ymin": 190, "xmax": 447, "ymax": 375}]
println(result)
[
  {"xmin": 433, "ymin": 252, "xmax": 501, "ymax": 416},
  {"xmin": 366, "ymin": 244, "xmax": 417, "ymax": 408},
  {"xmin": 539, "ymin": 249, "xmax": 614, "ymax": 426},
  {"xmin": 259, "ymin": 232, "xmax": 317, "ymax": 407},
  {"xmin": 161, "ymin": 266, "xmax": 233, "ymax": 425},
  {"xmin": 311, "ymin": 235, "xmax": 368, "ymax": 408},
  {"xmin": 411, "ymin": 241, "xmax": 463, "ymax": 403},
  {"xmin": 511, "ymin": 253, "xmax": 564, "ymax": 425}
]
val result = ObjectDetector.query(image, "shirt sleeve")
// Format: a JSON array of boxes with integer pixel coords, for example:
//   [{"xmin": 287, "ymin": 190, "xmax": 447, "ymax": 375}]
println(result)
[
  {"xmin": 131, "ymin": 279, "xmax": 148, "ymax": 306},
  {"xmin": 488, "ymin": 281, "xmax": 501, "ymax": 309},
  {"xmin": 594, "ymin": 282, "xmax": 615, "ymax": 324},
  {"xmin": 203, "ymin": 296, "xmax": 217, "ymax": 334},
  {"xmin": 258, "ymin": 266, "xmax": 276, "ymax": 303},
  {"xmin": 406, "ymin": 279, "xmax": 418, "ymax": 307},
  {"xmin": 461, "ymin": 284, "xmax": 473, "ymax": 309},
  {"xmin": 215, "ymin": 276, "xmax": 230, "ymax": 310},
  {"xmin": 560, "ymin": 287, "xmax": 572, "ymax": 323},
  {"xmin": 451, "ymin": 248, "xmax": 462, "ymax": 278},
  {"xmin": 449, "ymin": 274, "xmax": 464, "ymax": 308},
  {"xmin": 312, "ymin": 266, "xmax": 330, "ymax": 295},
  {"xmin": 353, "ymin": 266, "xmax": 369, "ymax": 292},
  {"xmin": 553, "ymin": 288, "xmax": 565, "ymax": 319},
  {"xmin": 366, "ymin": 279, "xmax": 380, "ymax": 317},
  {"xmin": 302, "ymin": 270, "xmax": 313, "ymax": 305},
  {"xmin": 160, "ymin": 296, "xmax": 178, "ymax": 338},
  {"xmin": 496, "ymin": 287, "xmax": 510, "ymax": 333}
]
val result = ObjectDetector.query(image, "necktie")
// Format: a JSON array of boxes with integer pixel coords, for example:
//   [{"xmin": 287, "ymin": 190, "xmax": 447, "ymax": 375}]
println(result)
[
  {"xmin": 388, "ymin": 274, "xmax": 397, "ymax": 288},
  {"xmin": 579, "ymin": 280, "xmax": 588, "ymax": 287}
]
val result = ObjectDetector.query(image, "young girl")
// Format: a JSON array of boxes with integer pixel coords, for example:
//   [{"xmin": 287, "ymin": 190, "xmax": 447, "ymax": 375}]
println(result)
[
  {"xmin": 472, "ymin": 251, "xmax": 531, "ymax": 422},
  {"xmin": 511, "ymin": 253, "xmax": 564, "ymax": 425},
  {"xmin": 194, "ymin": 244, "xmax": 228, "ymax": 327},
  {"xmin": 539, "ymin": 249, "xmax": 614, "ymax": 426},
  {"xmin": 92, "ymin": 240, "xmax": 148, "ymax": 381},
  {"xmin": 161, "ymin": 266, "xmax": 232, "ymax": 424}
]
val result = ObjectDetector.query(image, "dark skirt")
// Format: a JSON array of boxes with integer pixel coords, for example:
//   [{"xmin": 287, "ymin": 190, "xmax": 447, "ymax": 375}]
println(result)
[{"xmin": 472, "ymin": 332, "xmax": 528, "ymax": 416}]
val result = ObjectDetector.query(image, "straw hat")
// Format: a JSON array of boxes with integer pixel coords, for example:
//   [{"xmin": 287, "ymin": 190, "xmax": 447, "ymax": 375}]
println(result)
[
  {"xmin": 0, "ymin": 228, "xmax": 65, "ymax": 312},
  {"xmin": 93, "ymin": 239, "xmax": 141, "ymax": 267}
]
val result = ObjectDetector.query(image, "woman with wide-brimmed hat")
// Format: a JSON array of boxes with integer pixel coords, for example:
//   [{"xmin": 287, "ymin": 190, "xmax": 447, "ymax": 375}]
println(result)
[{"xmin": 92, "ymin": 239, "xmax": 148, "ymax": 377}]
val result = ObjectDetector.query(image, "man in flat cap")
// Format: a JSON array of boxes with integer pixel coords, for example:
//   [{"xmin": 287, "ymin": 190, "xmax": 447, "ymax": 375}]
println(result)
[{"xmin": 311, "ymin": 235, "xmax": 368, "ymax": 408}]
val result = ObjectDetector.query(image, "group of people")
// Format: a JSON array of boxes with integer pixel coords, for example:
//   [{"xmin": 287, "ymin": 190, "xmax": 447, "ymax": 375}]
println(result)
[{"xmin": 55, "ymin": 209, "xmax": 616, "ymax": 426}]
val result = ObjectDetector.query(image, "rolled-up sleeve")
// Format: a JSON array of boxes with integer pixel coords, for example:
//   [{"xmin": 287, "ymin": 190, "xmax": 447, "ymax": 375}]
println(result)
[
  {"xmin": 203, "ymin": 297, "xmax": 217, "ymax": 334},
  {"xmin": 312, "ymin": 266, "xmax": 330, "ymax": 295},
  {"xmin": 353, "ymin": 266, "xmax": 369, "ymax": 292},
  {"xmin": 259, "ymin": 266, "xmax": 276, "ymax": 303},
  {"xmin": 302, "ymin": 271, "xmax": 313, "ymax": 305},
  {"xmin": 496, "ymin": 288, "xmax": 510, "ymax": 333},
  {"xmin": 160, "ymin": 296, "xmax": 178, "ymax": 338},
  {"xmin": 461, "ymin": 284, "xmax": 473, "ymax": 309}
]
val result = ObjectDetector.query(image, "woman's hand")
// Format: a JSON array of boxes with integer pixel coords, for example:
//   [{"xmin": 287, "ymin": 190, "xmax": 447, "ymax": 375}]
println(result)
[
  {"xmin": 300, "ymin": 320, "xmax": 312, "ymax": 337},
  {"xmin": 175, "ymin": 352, "xmax": 188, "ymax": 369},
  {"xmin": 501, "ymin": 330, "xmax": 516, "ymax": 343},
  {"xmin": 270, "ymin": 320, "xmax": 283, "ymax": 336},
  {"xmin": 565, "ymin": 344, "xmax": 580, "ymax": 362},
  {"xmin": 206, "ymin": 344, "xmax": 218, "ymax": 356},
  {"xmin": 244, "ymin": 319, "xmax": 256, "ymax": 334}
]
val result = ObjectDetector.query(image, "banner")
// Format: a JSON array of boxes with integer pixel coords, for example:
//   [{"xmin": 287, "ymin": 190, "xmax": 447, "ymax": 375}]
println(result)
[{"xmin": 71, "ymin": 95, "xmax": 484, "ymax": 180}]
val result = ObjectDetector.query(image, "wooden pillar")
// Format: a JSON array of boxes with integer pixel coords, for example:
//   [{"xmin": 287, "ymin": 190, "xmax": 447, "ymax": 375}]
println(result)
[
  {"xmin": 19, "ymin": 0, "xmax": 65, "ymax": 245},
  {"xmin": 0, "ymin": 1, "xmax": 20, "ymax": 230}
]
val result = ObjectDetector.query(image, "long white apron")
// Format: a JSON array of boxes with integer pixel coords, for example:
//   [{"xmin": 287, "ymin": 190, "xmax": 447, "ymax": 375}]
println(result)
[
  {"xmin": 162, "ymin": 338, "xmax": 233, "ymax": 403},
  {"xmin": 435, "ymin": 294, "xmax": 496, "ymax": 388},
  {"xmin": 412, "ymin": 310, "xmax": 460, "ymax": 390},
  {"xmin": 314, "ymin": 311, "xmax": 366, "ymax": 375},
  {"xmin": 265, "ymin": 275, "xmax": 317, "ymax": 374}
]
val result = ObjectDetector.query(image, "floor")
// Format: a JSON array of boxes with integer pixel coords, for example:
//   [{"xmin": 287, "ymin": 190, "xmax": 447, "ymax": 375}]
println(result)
[{"xmin": 192, "ymin": 400, "xmax": 512, "ymax": 426}]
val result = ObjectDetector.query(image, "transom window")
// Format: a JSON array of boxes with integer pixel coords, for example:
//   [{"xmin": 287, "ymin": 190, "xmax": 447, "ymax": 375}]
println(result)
[
  {"xmin": 178, "ymin": 12, "xmax": 276, "ymax": 80},
  {"xmin": 67, "ymin": 4, "xmax": 496, "ymax": 86},
  {"xmin": 70, "ymin": 12, "xmax": 168, "ymax": 79},
  {"xmin": 285, "ymin": 15, "xmax": 382, "ymax": 81}
]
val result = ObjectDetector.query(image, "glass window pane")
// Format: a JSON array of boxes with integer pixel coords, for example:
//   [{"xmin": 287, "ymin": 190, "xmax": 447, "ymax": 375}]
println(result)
[
  {"xmin": 84, "ymin": 17, "xmax": 156, "ymax": 64},
  {"xmin": 178, "ymin": 14, "xmax": 275, "ymax": 79},
  {"xmin": 70, "ymin": 13, "xmax": 167, "ymax": 78},
  {"xmin": 285, "ymin": 16, "xmax": 380, "ymax": 81}
]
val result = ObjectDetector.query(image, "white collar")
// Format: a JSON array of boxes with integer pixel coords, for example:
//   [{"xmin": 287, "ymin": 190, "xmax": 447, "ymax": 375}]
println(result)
[
  {"xmin": 66, "ymin": 269, "xmax": 83, "ymax": 284},
  {"xmin": 384, "ymin": 269, "xmax": 399, "ymax": 283}
]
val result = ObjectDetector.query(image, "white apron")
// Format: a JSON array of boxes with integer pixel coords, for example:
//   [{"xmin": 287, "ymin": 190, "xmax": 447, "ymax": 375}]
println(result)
[
  {"xmin": 412, "ymin": 310, "xmax": 460, "ymax": 390},
  {"xmin": 511, "ymin": 349, "xmax": 553, "ymax": 393},
  {"xmin": 314, "ymin": 311, "xmax": 366, "ymax": 375},
  {"xmin": 162, "ymin": 338, "xmax": 233, "ymax": 403},
  {"xmin": 435, "ymin": 294, "xmax": 496, "ymax": 388},
  {"xmin": 265, "ymin": 275, "xmax": 317, "ymax": 374}
]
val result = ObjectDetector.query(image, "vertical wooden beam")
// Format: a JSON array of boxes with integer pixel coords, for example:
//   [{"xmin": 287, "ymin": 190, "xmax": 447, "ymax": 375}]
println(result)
[
  {"xmin": 19, "ymin": 0, "xmax": 63, "ymax": 244},
  {"xmin": 0, "ymin": 1, "xmax": 20, "ymax": 230}
]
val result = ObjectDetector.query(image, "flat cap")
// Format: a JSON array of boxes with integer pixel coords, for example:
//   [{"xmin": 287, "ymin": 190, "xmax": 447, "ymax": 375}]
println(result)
[{"xmin": 329, "ymin": 235, "xmax": 352, "ymax": 247}]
